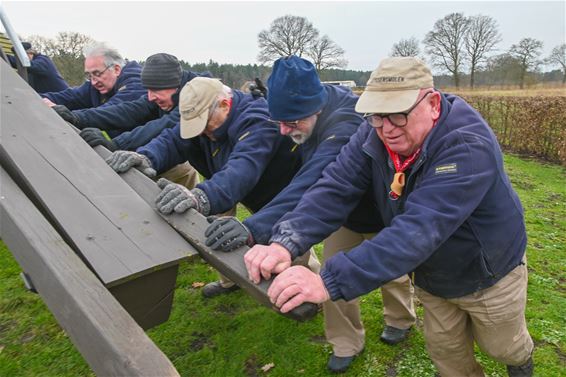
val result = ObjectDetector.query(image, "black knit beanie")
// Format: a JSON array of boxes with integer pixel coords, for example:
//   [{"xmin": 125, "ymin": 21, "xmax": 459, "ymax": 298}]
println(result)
[{"xmin": 141, "ymin": 53, "xmax": 182, "ymax": 89}]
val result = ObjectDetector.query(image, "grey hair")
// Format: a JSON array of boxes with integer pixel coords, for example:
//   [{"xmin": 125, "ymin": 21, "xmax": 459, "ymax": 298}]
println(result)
[{"xmin": 83, "ymin": 42, "xmax": 125, "ymax": 67}]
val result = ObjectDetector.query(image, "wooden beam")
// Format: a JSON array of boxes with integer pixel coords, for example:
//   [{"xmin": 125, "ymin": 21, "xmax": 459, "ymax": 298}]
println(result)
[
  {"xmin": 91, "ymin": 142, "xmax": 319, "ymax": 322},
  {"xmin": 0, "ymin": 167, "xmax": 179, "ymax": 377}
]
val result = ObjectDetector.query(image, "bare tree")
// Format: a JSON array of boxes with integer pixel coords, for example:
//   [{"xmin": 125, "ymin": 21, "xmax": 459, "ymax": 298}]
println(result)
[
  {"xmin": 424, "ymin": 13, "xmax": 469, "ymax": 88},
  {"xmin": 25, "ymin": 35, "xmax": 54, "ymax": 54},
  {"xmin": 485, "ymin": 53, "xmax": 523, "ymax": 86},
  {"xmin": 257, "ymin": 15, "xmax": 319, "ymax": 63},
  {"xmin": 465, "ymin": 14, "xmax": 501, "ymax": 88},
  {"xmin": 307, "ymin": 35, "xmax": 347, "ymax": 70},
  {"xmin": 25, "ymin": 31, "xmax": 95, "ymax": 86},
  {"xmin": 509, "ymin": 37, "xmax": 543, "ymax": 89},
  {"xmin": 390, "ymin": 37, "xmax": 421, "ymax": 57},
  {"xmin": 546, "ymin": 43, "xmax": 566, "ymax": 84}
]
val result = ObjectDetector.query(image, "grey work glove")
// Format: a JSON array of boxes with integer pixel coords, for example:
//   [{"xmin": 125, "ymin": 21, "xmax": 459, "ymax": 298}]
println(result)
[
  {"xmin": 80, "ymin": 128, "xmax": 117, "ymax": 151},
  {"xmin": 105, "ymin": 151, "xmax": 156, "ymax": 177},
  {"xmin": 204, "ymin": 216, "xmax": 254, "ymax": 252},
  {"xmin": 155, "ymin": 178, "xmax": 210, "ymax": 215},
  {"xmin": 249, "ymin": 78, "xmax": 267, "ymax": 99},
  {"xmin": 52, "ymin": 105, "xmax": 80, "ymax": 126}
]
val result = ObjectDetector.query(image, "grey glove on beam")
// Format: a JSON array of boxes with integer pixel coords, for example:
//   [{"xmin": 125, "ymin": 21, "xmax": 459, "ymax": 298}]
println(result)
[
  {"xmin": 105, "ymin": 151, "xmax": 156, "ymax": 177},
  {"xmin": 155, "ymin": 178, "xmax": 210, "ymax": 215}
]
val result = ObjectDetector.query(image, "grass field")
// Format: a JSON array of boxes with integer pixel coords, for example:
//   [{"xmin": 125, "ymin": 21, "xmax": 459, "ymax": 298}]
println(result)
[{"xmin": 1, "ymin": 153, "xmax": 565, "ymax": 376}]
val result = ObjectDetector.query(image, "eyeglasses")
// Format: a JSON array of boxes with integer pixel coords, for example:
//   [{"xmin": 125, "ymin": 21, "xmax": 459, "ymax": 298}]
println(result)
[
  {"xmin": 84, "ymin": 65, "xmax": 112, "ymax": 81},
  {"xmin": 268, "ymin": 119, "xmax": 302, "ymax": 129},
  {"xmin": 364, "ymin": 91, "xmax": 434, "ymax": 128}
]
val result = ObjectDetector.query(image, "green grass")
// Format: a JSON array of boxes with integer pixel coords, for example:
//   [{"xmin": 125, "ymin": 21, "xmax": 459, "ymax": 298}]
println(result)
[{"xmin": 1, "ymin": 153, "xmax": 565, "ymax": 376}]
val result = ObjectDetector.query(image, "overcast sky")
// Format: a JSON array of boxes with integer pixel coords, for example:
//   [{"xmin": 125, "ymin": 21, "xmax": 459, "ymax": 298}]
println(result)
[{"xmin": 2, "ymin": 1, "xmax": 564, "ymax": 72}]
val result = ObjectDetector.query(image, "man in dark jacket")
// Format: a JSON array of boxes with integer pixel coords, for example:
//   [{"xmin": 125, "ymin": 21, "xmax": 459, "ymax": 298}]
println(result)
[
  {"xmin": 104, "ymin": 78, "xmax": 315, "ymax": 282},
  {"xmin": 41, "ymin": 42, "xmax": 145, "ymax": 117},
  {"xmin": 75, "ymin": 53, "xmax": 209, "ymax": 193},
  {"xmin": 249, "ymin": 57, "xmax": 534, "ymax": 377},
  {"xmin": 205, "ymin": 56, "xmax": 415, "ymax": 373},
  {"xmin": 10, "ymin": 42, "xmax": 68, "ymax": 93}
]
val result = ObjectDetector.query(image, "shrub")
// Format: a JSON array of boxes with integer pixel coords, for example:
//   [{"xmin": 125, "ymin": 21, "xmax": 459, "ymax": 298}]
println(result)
[{"xmin": 457, "ymin": 95, "xmax": 566, "ymax": 165}]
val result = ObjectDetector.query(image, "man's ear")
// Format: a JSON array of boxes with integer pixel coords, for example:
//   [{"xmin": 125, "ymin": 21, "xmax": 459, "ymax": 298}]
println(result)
[
  {"xmin": 113, "ymin": 64, "xmax": 122, "ymax": 76},
  {"xmin": 430, "ymin": 91, "xmax": 441, "ymax": 121}
]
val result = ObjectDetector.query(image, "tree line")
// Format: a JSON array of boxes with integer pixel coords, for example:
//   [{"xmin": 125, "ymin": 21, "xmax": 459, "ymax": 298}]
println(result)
[{"xmin": 21, "ymin": 13, "xmax": 565, "ymax": 89}]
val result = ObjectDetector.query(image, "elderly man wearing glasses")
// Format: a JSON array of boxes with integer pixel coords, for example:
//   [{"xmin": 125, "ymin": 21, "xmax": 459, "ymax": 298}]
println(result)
[
  {"xmin": 204, "ymin": 55, "xmax": 416, "ymax": 373},
  {"xmin": 41, "ymin": 42, "xmax": 145, "ymax": 118},
  {"xmin": 249, "ymin": 57, "xmax": 534, "ymax": 377}
]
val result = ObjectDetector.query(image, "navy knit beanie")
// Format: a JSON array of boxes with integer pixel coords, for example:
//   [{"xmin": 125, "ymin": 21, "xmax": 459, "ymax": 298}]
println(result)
[
  {"xmin": 141, "ymin": 53, "xmax": 182, "ymax": 89},
  {"xmin": 267, "ymin": 56, "xmax": 328, "ymax": 121}
]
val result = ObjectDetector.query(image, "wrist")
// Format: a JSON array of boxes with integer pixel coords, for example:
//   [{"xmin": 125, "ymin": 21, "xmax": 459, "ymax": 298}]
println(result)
[
  {"xmin": 271, "ymin": 243, "xmax": 292, "ymax": 262},
  {"xmin": 192, "ymin": 187, "xmax": 210, "ymax": 215}
]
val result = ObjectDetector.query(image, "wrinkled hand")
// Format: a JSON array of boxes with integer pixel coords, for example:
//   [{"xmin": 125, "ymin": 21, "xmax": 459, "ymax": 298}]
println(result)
[
  {"xmin": 205, "ymin": 216, "xmax": 253, "ymax": 251},
  {"xmin": 42, "ymin": 98, "xmax": 56, "ymax": 107},
  {"xmin": 244, "ymin": 243, "xmax": 292, "ymax": 284},
  {"xmin": 52, "ymin": 105, "xmax": 80, "ymax": 126},
  {"xmin": 155, "ymin": 178, "xmax": 209, "ymax": 215},
  {"xmin": 80, "ymin": 128, "xmax": 117, "ymax": 151},
  {"xmin": 268, "ymin": 266, "xmax": 330, "ymax": 313},
  {"xmin": 249, "ymin": 77, "xmax": 267, "ymax": 99},
  {"xmin": 105, "ymin": 151, "xmax": 156, "ymax": 177}
]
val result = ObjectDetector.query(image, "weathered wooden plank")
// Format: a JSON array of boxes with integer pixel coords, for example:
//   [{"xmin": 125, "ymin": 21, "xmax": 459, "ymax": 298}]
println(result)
[
  {"xmin": 0, "ymin": 59, "xmax": 196, "ymax": 288},
  {"xmin": 91, "ymin": 147, "xmax": 319, "ymax": 322},
  {"xmin": 0, "ymin": 167, "xmax": 179, "ymax": 376}
]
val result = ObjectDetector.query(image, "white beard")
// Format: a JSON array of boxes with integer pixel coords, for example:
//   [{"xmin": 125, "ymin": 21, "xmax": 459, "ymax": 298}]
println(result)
[{"xmin": 289, "ymin": 130, "xmax": 312, "ymax": 144}]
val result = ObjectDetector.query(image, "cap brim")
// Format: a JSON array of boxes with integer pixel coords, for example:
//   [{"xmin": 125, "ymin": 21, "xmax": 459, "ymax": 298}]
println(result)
[
  {"xmin": 180, "ymin": 109, "xmax": 209, "ymax": 139},
  {"xmin": 355, "ymin": 89, "xmax": 420, "ymax": 114}
]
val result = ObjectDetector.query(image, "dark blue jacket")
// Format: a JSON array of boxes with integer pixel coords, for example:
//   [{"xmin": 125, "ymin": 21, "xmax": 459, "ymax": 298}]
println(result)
[
  {"xmin": 244, "ymin": 84, "xmax": 381, "ymax": 245},
  {"xmin": 21, "ymin": 54, "xmax": 69, "ymax": 93},
  {"xmin": 137, "ymin": 91, "xmax": 300, "ymax": 214},
  {"xmin": 41, "ymin": 61, "xmax": 145, "ymax": 110},
  {"xmin": 271, "ymin": 93, "xmax": 527, "ymax": 300},
  {"xmin": 73, "ymin": 70, "xmax": 208, "ymax": 145}
]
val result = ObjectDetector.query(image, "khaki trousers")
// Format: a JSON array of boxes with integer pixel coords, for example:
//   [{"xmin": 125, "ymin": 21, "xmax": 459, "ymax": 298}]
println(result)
[
  {"xmin": 157, "ymin": 162, "xmax": 200, "ymax": 189},
  {"xmin": 415, "ymin": 259, "xmax": 533, "ymax": 377},
  {"xmin": 322, "ymin": 226, "xmax": 416, "ymax": 357}
]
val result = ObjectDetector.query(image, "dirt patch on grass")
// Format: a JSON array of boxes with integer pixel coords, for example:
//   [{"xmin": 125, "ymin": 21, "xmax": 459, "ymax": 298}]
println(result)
[
  {"xmin": 216, "ymin": 303, "xmax": 238, "ymax": 316},
  {"xmin": 244, "ymin": 354, "xmax": 259, "ymax": 377},
  {"xmin": 189, "ymin": 332, "xmax": 214, "ymax": 352}
]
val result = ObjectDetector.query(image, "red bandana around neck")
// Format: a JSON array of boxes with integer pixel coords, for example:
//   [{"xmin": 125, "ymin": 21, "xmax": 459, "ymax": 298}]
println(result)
[{"xmin": 384, "ymin": 144, "xmax": 422, "ymax": 200}]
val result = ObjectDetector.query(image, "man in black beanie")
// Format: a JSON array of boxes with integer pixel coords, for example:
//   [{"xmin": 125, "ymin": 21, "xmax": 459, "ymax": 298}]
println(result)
[{"xmin": 72, "ymin": 52, "xmax": 211, "ymax": 190}]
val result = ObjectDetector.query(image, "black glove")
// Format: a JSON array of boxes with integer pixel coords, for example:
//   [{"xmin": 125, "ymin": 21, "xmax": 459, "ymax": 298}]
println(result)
[
  {"xmin": 52, "ymin": 105, "xmax": 80, "ymax": 126},
  {"xmin": 204, "ymin": 216, "xmax": 254, "ymax": 252},
  {"xmin": 249, "ymin": 78, "xmax": 267, "ymax": 99},
  {"xmin": 80, "ymin": 128, "xmax": 117, "ymax": 151}
]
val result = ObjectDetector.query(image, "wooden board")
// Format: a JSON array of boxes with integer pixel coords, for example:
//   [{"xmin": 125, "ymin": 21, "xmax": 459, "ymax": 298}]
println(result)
[
  {"xmin": 0, "ymin": 59, "xmax": 197, "ymax": 328},
  {"xmin": 0, "ymin": 167, "xmax": 179, "ymax": 376}
]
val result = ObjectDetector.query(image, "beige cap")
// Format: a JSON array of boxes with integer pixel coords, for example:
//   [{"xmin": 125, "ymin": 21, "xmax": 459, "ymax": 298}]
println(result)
[
  {"xmin": 179, "ymin": 77, "xmax": 224, "ymax": 139},
  {"xmin": 355, "ymin": 57, "xmax": 434, "ymax": 114}
]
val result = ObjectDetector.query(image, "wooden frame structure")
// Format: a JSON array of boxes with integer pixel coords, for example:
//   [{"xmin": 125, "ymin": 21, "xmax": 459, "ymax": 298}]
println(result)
[{"xmin": 0, "ymin": 58, "xmax": 318, "ymax": 374}]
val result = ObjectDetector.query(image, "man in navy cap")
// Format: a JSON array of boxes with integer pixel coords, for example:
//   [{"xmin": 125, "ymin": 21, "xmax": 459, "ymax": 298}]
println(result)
[
  {"xmin": 204, "ymin": 55, "xmax": 416, "ymax": 373},
  {"xmin": 10, "ymin": 42, "xmax": 69, "ymax": 93}
]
